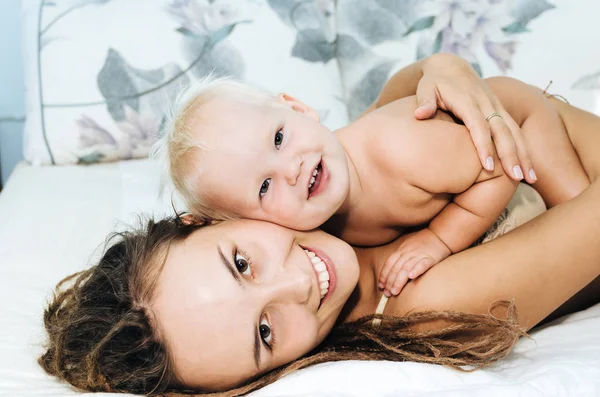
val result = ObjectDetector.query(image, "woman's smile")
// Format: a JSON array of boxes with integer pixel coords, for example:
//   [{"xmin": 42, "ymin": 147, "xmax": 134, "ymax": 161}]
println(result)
[{"xmin": 301, "ymin": 245, "xmax": 337, "ymax": 305}]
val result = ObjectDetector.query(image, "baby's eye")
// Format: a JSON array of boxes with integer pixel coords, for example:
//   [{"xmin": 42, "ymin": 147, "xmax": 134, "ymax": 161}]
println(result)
[
  {"xmin": 259, "ymin": 316, "xmax": 272, "ymax": 346},
  {"xmin": 234, "ymin": 252, "xmax": 251, "ymax": 276},
  {"xmin": 274, "ymin": 129, "xmax": 284, "ymax": 149},
  {"xmin": 260, "ymin": 178, "xmax": 271, "ymax": 198}
]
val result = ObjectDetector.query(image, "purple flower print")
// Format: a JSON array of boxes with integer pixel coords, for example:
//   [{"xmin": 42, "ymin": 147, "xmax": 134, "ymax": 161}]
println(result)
[{"xmin": 484, "ymin": 40, "xmax": 517, "ymax": 72}]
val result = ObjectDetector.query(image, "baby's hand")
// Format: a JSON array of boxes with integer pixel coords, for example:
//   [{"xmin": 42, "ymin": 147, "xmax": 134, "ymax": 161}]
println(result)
[{"xmin": 378, "ymin": 228, "xmax": 451, "ymax": 296}]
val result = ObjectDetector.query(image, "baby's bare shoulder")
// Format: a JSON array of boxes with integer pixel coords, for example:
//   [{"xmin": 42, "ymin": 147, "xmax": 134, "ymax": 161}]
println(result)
[
  {"xmin": 344, "ymin": 98, "xmax": 483, "ymax": 195},
  {"xmin": 353, "ymin": 98, "xmax": 427, "ymax": 166}
]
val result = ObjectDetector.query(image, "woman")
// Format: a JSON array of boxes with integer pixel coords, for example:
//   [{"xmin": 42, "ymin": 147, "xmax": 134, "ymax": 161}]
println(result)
[{"xmin": 38, "ymin": 56, "xmax": 600, "ymax": 395}]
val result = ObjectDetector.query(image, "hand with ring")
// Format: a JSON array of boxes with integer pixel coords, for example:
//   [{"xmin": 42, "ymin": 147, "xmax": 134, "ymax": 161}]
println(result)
[{"xmin": 415, "ymin": 53, "xmax": 536, "ymax": 183}]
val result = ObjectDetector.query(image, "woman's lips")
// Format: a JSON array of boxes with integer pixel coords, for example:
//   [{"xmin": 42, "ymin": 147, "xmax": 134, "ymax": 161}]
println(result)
[{"xmin": 302, "ymin": 245, "xmax": 337, "ymax": 307}]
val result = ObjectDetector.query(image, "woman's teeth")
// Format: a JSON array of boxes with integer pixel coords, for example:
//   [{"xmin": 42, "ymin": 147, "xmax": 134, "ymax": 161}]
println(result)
[
  {"xmin": 304, "ymin": 249, "xmax": 329, "ymax": 299},
  {"xmin": 308, "ymin": 167, "xmax": 318, "ymax": 190}
]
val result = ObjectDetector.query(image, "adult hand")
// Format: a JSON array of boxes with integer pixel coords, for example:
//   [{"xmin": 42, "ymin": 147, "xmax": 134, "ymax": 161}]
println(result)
[{"xmin": 416, "ymin": 53, "xmax": 536, "ymax": 183}]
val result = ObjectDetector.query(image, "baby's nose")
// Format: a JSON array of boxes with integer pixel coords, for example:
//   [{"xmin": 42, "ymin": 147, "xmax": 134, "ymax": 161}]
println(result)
[{"xmin": 283, "ymin": 158, "xmax": 301, "ymax": 186}]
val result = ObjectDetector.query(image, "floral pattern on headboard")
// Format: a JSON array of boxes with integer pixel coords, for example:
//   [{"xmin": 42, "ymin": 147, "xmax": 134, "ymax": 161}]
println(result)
[
  {"xmin": 22, "ymin": 0, "xmax": 600, "ymax": 164},
  {"xmin": 337, "ymin": 0, "xmax": 557, "ymax": 118},
  {"xmin": 27, "ymin": 0, "xmax": 343, "ymax": 165}
]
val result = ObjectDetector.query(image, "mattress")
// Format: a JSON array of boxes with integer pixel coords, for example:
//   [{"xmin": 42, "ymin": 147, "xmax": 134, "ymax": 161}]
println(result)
[{"xmin": 0, "ymin": 161, "xmax": 599, "ymax": 397}]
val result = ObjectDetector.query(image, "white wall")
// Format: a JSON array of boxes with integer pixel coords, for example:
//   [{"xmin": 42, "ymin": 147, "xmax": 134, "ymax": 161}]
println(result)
[{"xmin": 0, "ymin": 0, "xmax": 26, "ymax": 185}]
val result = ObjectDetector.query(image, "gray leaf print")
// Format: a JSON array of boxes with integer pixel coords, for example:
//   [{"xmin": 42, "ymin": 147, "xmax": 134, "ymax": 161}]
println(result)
[
  {"xmin": 267, "ymin": 0, "xmax": 333, "ymax": 34},
  {"xmin": 268, "ymin": 0, "xmax": 316, "ymax": 29},
  {"xmin": 502, "ymin": 21, "xmax": 529, "ymax": 34},
  {"xmin": 375, "ymin": 0, "xmax": 433, "ymax": 26},
  {"xmin": 337, "ymin": 0, "xmax": 407, "ymax": 45},
  {"xmin": 97, "ymin": 48, "xmax": 189, "ymax": 121},
  {"xmin": 404, "ymin": 16, "xmax": 435, "ymax": 36},
  {"xmin": 267, "ymin": 0, "xmax": 336, "ymax": 58},
  {"xmin": 471, "ymin": 62, "xmax": 482, "ymax": 77},
  {"xmin": 347, "ymin": 61, "xmax": 396, "ymax": 120},
  {"xmin": 168, "ymin": 0, "xmax": 254, "ymax": 37},
  {"xmin": 335, "ymin": 33, "xmax": 371, "ymax": 63},
  {"xmin": 176, "ymin": 26, "xmax": 201, "ymax": 37},
  {"xmin": 416, "ymin": 30, "xmax": 443, "ymax": 60},
  {"xmin": 209, "ymin": 22, "xmax": 250, "ymax": 46},
  {"xmin": 182, "ymin": 37, "xmax": 244, "ymax": 79},
  {"xmin": 78, "ymin": 151, "xmax": 105, "ymax": 164},
  {"xmin": 97, "ymin": 49, "xmax": 147, "ymax": 120},
  {"xmin": 292, "ymin": 29, "xmax": 335, "ymax": 63},
  {"xmin": 509, "ymin": 0, "xmax": 555, "ymax": 25},
  {"xmin": 573, "ymin": 71, "xmax": 600, "ymax": 90}
]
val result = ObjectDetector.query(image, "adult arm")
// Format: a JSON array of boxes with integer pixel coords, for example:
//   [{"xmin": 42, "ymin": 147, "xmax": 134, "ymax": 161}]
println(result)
[{"xmin": 362, "ymin": 53, "xmax": 535, "ymax": 183}]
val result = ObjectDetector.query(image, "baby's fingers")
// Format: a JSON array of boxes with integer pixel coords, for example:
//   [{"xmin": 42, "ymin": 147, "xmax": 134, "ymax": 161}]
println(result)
[
  {"xmin": 388, "ymin": 272, "xmax": 410, "ymax": 297},
  {"xmin": 379, "ymin": 250, "xmax": 403, "ymax": 289},
  {"xmin": 385, "ymin": 256, "xmax": 419, "ymax": 296},
  {"xmin": 408, "ymin": 257, "xmax": 437, "ymax": 279}
]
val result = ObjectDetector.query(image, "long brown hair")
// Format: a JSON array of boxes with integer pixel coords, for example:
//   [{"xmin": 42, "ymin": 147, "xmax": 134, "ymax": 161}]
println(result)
[{"xmin": 39, "ymin": 217, "xmax": 526, "ymax": 396}]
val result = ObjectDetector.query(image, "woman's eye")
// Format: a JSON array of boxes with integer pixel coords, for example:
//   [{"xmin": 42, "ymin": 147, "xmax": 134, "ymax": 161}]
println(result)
[
  {"xmin": 274, "ymin": 130, "xmax": 284, "ymax": 149},
  {"xmin": 259, "ymin": 317, "xmax": 272, "ymax": 345},
  {"xmin": 234, "ymin": 252, "xmax": 251, "ymax": 276},
  {"xmin": 260, "ymin": 178, "xmax": 271, "ymax": 198}
]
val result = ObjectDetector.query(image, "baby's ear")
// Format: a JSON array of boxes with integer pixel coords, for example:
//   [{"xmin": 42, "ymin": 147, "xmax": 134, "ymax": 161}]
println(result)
[
  {"xmin": 179, "ymin": 213, "xmax": 208, "ymax": 226},
  {"xmin": 277, "ymin": 93, "xmax": 320, "ymax": 122}
]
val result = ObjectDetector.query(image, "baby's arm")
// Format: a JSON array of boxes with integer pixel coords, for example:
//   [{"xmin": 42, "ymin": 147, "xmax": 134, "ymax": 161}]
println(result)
[
  {"xmin": 381, "ymin": 174, "xmax": 517, "ymax": 295},
  {"xmin": 429, "ymin": 174, "xmax": 518, "ymax": 254},
  {"xmin": 377, "ymin": 111, "xmax": 518, "ymax": 295}
]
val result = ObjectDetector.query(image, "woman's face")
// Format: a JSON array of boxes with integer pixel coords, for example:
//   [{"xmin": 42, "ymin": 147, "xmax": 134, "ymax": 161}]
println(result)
[{"xmin": 151, "ymin": 219, "xmax": 360, "ymax": 390}]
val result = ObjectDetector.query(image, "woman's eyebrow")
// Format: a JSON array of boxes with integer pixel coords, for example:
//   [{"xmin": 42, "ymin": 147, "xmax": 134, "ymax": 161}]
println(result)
[
  {"xmin": 217, "ymin": 246, "xmax": 241, "ymax": 285},
  {"xmin": 254, "ymin": 326, "xmax": 261, "ymax": 369}
]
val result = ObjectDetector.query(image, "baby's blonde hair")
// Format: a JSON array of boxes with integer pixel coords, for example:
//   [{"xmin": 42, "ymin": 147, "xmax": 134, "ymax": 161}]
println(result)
[{"xmin": 152, "ymin": 74, "xmax": 284, "ymax": 220}]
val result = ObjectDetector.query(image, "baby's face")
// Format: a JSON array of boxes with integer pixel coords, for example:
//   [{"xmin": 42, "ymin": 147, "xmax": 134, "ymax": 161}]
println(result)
[{"xmin": 187, "ymin": 95, "xmax": 350, "ymax": 230}]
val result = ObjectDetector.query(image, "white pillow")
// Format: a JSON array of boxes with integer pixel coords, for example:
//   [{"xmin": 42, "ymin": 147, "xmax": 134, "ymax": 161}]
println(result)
[
  {"xmin": 336, "ymin": 0, "xmax": 600, "ymax": 119},
  {"xmin": 21, "ymin": 0, "xmax": 347, "ymax": 165}
]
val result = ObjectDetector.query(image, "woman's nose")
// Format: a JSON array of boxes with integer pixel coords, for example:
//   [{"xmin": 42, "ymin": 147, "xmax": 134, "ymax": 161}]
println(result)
[{"xmin": 266, "ymin": 265, "xmax": 312, "ymax": 305}]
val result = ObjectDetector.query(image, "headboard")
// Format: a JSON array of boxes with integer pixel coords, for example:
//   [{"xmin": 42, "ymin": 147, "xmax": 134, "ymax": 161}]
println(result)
[{"xmin": 0, "ymin": 0, "xmax": 26, "ymax": 185}]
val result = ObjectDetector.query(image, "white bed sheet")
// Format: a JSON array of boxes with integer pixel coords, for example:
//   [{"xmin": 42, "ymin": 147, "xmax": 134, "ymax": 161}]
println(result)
[{"xmin": 0, "ymin": 161, "xmax": 598, "ymax": 397}]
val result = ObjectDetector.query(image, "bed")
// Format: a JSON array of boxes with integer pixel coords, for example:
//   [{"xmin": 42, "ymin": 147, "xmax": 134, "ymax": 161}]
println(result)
[
  {"xmin": 0, "ymin": 160, "xmax": 599, "ymax": 397},
  {"xmin": 2, "ymin": 0, "xmax": 600, "ymax": 396}
]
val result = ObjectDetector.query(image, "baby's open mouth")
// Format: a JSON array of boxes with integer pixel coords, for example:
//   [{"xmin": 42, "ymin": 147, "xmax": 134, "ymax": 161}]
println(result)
[{"xmin": 308, "ymin": 162, "xmax": 322, "ymax": 197}]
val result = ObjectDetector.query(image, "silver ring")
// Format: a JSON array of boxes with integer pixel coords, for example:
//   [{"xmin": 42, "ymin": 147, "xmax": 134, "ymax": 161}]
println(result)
[{"xmin": 486, "ymin": 112, "xmax": 503, "ymax": 122}]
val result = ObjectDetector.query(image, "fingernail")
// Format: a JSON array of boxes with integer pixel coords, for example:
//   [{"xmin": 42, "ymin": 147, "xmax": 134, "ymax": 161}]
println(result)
[
  {"xmin": 485, "ymin": 156, "xmax": 494, "ymax": 171},
  {"xmin": 378, "ymin": 282, "xmax": 384, "ymax": 289},
  {"xmin": 417, "ymin": 100, "xmax": 432, "ymax": 111},
  {"xmin": 384, "ymin": 290, "xmax": 391, "ymax": 297},
  {"xmin": 528, "ymin": 169, "xmax": 537, "ymax": 181},
  {"xmin": 513, "ymin": 165, "xmax": 524, "ymax": 179},
  {"xmin": 391, "ymin": 288, "xmax": 398, "ymax": 295},
  {"xmin": 409, "ymin": 272, "xmax": 415, "ymax": 278}
]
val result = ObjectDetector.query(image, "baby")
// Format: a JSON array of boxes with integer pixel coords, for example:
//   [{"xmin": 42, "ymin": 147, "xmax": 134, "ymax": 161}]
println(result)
[{"xmin": 155, "ymin": 75, "xmax": 588, "ymax": 296}]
